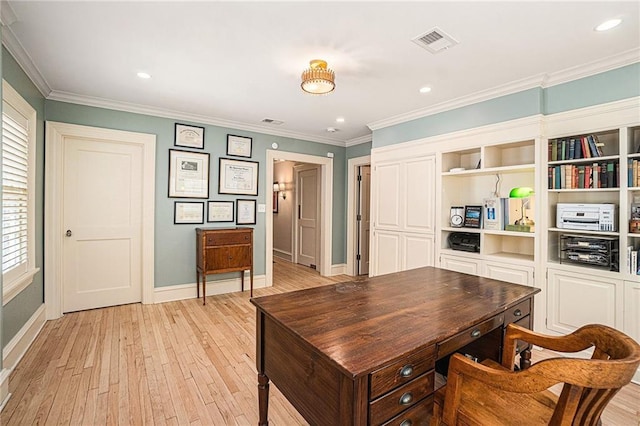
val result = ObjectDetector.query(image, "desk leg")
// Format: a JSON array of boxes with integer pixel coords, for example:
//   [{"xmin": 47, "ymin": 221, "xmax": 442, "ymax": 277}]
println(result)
[
  {"xmin": 241, "ymin": 271, "xmax": 245, "ymax": 293},
  {"xmin": 520, "ymin": 348, "xmax": 532, "ymax": 370},
  {"xmin": 258, "ymin": 373, "xmax": 270, "ymax": 426},
  {"xmin": 196, "ymin": 271, "xmax": 200, "ymax": 298},
  {"xmin": 250, "ymin": 268, "xmax": 254, "ymax": 297}
]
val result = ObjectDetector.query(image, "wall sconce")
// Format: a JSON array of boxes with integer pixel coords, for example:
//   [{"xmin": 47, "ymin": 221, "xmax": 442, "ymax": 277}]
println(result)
[{"xmin": 273, "ymin": 182, "xmax": 286, "ymax": 199}]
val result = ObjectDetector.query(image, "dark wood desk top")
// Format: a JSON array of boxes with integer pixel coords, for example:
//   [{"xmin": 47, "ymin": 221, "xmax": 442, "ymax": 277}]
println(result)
[{"xmin": 251, "ymin": 266, "xmax": 540, "ymax": 378}]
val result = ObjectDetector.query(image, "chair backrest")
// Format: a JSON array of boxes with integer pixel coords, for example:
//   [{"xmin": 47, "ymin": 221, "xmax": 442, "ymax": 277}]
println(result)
[{"xmin": 546, "ymin": 324, "xmax": 640, "ymax": 425}]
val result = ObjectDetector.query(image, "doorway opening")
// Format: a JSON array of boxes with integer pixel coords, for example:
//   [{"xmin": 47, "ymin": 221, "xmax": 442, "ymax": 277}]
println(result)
[
  {"xmin": 346, "ymin": 155, "xmax": 371, "ymax": 276},
  {"xmin": 265, "ymin": 150, "xmax": 333, "ymax": 287}
]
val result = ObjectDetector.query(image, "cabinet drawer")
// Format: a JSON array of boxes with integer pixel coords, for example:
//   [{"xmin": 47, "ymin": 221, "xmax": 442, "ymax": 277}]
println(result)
[
  {"xmin": 505, "ymin": 299, "xmax": 530, "ymax": 325},
  {"xmin": 370, "ymin": 345, "xmax": 435, "ymax": 399},
  {"xmin": 437, "ymin": 314, "xmax": 504, "ymax": 359},
  {"xmin": 205, "ymin": 231, "xmax": 251, "ymax": 246},
  {"xmin": 380, "ymin": 395, "xmax": 433, "ymax": 426},
  {"xmin": 369, "ymin": 371, "xmax": 434, "ymax": 426}
]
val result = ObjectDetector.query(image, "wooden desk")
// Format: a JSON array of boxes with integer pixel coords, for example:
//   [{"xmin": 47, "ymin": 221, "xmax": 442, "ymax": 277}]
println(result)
[
  {"xmin": 251, "ymin": 267, "xmax": 540, "ymax": 425},
  {"xmin": 196, "ymin": 227, "xmax": 253, "ymax": 304}
]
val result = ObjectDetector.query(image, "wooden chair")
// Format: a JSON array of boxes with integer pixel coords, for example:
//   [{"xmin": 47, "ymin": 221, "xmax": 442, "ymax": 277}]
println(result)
[{"xmin": 431, "ymin": 323, "xmax": 640, "ymax": 426}]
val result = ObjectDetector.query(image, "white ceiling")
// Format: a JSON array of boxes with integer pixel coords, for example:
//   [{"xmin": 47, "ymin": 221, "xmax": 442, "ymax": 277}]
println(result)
[{"xmin": 2, "ymin": 1, "xmax": 639, "ymax": 146}]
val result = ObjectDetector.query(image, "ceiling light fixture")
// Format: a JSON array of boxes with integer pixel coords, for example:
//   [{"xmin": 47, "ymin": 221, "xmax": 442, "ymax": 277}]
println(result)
[
  {"xmin": 301, "ymin": 59, "xmax": 335, "ymax": 95},
  {"xmin": 137, "ymin": 72, "xmax": 151, "ymax": 79},
  {"xmin": 419, "ymin": 86, "xmax": 432, "ymax": 93},
  {"xmin": 336, "ymin": 117, "xmax": 345, "ymax": 123},
  {"xmin": 595, "ymin": 18, "xmax": 622, "ymax": 31}
]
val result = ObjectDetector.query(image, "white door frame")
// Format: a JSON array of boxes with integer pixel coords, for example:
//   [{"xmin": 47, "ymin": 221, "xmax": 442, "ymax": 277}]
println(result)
[
  {"xmin": 346, "ymin": 155, "xmax": 371, "ymax": 276},
  {"xmin": 266, "ymin": 150, "xmax": 333, "ymax": 286},
  {"xmin": 44, "ymin": 122, "xmax": 156, "ymax": 320}
]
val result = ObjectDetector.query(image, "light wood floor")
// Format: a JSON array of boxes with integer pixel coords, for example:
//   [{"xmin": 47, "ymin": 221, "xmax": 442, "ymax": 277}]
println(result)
[{"xmin": 2, "ymin": 260, "xmax": 639, "ymax": 425}]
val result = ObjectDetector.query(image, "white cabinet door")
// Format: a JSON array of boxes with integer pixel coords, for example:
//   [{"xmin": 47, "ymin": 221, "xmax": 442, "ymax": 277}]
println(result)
[
  {"xmin": 440, "ymin": 254, "xmax": 481, "ymax": 275},
  {"xmin": 483, "ymin": 261, "xmax": 533, "ymax": 286},
  {"xmin": 404, "ymin": 157, "xmax": 435, "ymax": 233},
  {"xmin": 403, "ymin": 233, "xmax": 434, "ymax": 270},
  {"xmin": 372, "ymin": 230, "xmax": 402, "ymax": 276},
  {"xmin": 373, "ymin": 163, "xmax": 402, "ymax": 230},
  {"xmin": 548, "ymin": 269, "xmax": 621, "ymax": 334},
  {"xmin": 623, "ymin": 280, "xmax": 640, "ymax": 344}
]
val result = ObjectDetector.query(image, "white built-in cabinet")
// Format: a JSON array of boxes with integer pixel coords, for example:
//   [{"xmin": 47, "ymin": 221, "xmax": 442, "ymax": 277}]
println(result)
[
  {"xmin": 370, "ymin": 155, "xmax": 435, "ymax": 276},
  {"xmin": 369, "ymin": 98, "xmax": 640, "ymax": 380}
]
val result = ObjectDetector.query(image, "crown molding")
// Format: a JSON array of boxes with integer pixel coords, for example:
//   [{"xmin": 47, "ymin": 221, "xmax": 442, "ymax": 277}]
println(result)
[
  {"xmin": 367, "ymin": 74, "xmax": 546, "ymax": 131},
  {"xmin": 1, "ymin": 6, "xmax": 51, "ymax": 98},
  {"xmin": 345, "ymin": 134, "xmax": 372, "ymax": 147},
  {"xmin": 47, "ymin": 90, "xmax": 348, "ymax": 147},
  {"xmin": 368, "ymin": 49, "xmax": 640, "ymax": 132},
  {"xmin": 544, "ymin": 48, "xmax": 640, "ymax": 88}
]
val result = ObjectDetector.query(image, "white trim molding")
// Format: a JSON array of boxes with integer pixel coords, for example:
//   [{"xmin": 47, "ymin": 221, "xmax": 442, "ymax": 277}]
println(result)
[
  {"xmin": 44, "ymin": 122, "xmax": 156, "ymax": 319},
  {"xmin": 2, "ymin": 303, "xmax": 46, "ymax": 371},
  {"xmin": 154, "ymin": 274, "xmax": 266, "ymax": 304},
  {"xmin": 273, "ymin": 249, "xmax": 292, "ymax": 262},
  {"xmin": 0, "ymin": 368, "xmax": 10, "ymax": 413},
  {"xmin": 330, "ymin": 264, "xmax": 347, "ymax": 276}
]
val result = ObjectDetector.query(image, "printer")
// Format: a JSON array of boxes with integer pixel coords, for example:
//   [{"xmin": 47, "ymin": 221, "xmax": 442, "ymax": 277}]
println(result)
[
  {"xmin": 556, "ymin": 203, "xmax": 617, "ymax": 232},
  {"xmin": 448, "ymin": 232, "xmax": 480, "ymax": 253}
]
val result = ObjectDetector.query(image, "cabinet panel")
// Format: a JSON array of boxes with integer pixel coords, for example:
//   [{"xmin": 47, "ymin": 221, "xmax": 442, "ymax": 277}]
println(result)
[
  {"xmin": 439, "ymin": 254, "xmax": 480, "ymax": 275},
  {"xmin": 548, "ymin": 269, "xmax": 619, "ymax": 334},
  {"xmin": 623, "ymin": 280, "xmax": 640, "ymax": 344},
  {"xmin": 403, "ymin": 233, "xmax": 434, "ymax": 270},
  {"xmin": 405, "ymin": 157, "xmax": 435, "ymax": 233},
  {"xmin": 483, "ymin": 261, "xmax": 533, "ymax": 286},
  {"xmin": 375, "ymin": 163, "xmax": 402, "ymax": 230},
  {"xmin": 373, "ymin": 231, "xmax": 402, "ymax": 276}
]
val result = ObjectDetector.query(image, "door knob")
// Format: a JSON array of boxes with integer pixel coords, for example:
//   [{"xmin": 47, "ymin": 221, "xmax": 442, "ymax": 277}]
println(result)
[{"xmin": 66, "ymin": 230, "xmax": 72, "ymax": 237}]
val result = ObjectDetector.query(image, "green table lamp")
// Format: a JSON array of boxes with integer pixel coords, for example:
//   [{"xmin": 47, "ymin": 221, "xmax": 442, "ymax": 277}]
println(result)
[{"xmin": 509, "ymin": 187, "xmax": 535, "ymax": 227}]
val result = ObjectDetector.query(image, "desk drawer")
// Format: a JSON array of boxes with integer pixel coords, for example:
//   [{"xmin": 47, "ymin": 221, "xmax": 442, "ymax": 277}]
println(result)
[
  {"xmin": 381, "ymin": 395, "xmax": 433, "ymax": 426},
  {"xmin": 369, "ymin": 371, "xmax": 434, "ymax": 426},
  {"xmin": 205, "ymin": 231, "xmax": 251, "ymax": 246},
  {"xmin": 437, "ymin": 314, "xmax": 504, "ymax": 359},
  {"xmin": 505, "ymin": 299, "xmax": 530, "ymax": 325},
  {"xmin": 370, "ymin": 345, "xmax": 435, "ymax": 399}
]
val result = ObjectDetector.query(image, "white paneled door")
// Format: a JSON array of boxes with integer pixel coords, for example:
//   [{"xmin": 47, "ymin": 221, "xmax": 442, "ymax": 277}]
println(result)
[
  {"xmin": 295, "ymin": 164, "xmax": 320, "ymax": 268},
  {"xmin": 62, "ymin": 137, "xmax": 144, "ymax": 312}
]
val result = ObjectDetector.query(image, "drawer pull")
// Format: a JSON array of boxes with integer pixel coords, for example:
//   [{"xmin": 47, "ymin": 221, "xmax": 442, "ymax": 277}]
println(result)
[
  {"xmin": 514, "ymin": 309, "xmax": 522, "ymax": 317},
  {"xmin": 399, "ymin": 365, "xmax": 414, "ymax": 378},
  {"xmin": 400, "ymin": 420, "xmax": 412, "ymax": 426},
  {"xmin": 470, "ymin": 329, "xmax": 481, "ymax": 338},
  {"xmin": 399, "ymin": 392, "xmax": 413, "ymax": 405}
]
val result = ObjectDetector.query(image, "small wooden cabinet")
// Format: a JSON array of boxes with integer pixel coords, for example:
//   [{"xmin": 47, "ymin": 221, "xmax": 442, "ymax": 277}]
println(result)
[{"xmin": 196, "ymin": 227, "xmax": 253, "ymax": 304}]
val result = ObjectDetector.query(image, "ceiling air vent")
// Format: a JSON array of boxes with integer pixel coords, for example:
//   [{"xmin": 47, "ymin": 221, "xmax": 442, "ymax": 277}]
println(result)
[
  {"xmin": 261, "ymin": 118, "xmax": 284, "ymax": 125},
  {"xmin": 412, "ymin": 27, "xmax": 459, "ymax": 54}
]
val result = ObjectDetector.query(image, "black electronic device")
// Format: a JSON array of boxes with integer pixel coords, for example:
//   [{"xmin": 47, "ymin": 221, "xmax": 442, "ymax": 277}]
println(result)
[{"xmin": 448, "ymin": 232, "xmax": 480, "ymax": 253}]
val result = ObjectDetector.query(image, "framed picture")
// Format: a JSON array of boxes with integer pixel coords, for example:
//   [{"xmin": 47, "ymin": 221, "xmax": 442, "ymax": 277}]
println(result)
[
  {"xmin": 236, "ymin": 199, "xmax": 256, "ymax": 225},
  {"xmin": 208, "ymin": 201, "xmax": 234, "ymax": 223},
  {"xmin": 464, "ymin": 205, "xmax": 483, "ymax": 228},
  {"xmin": 273, "ymin": 190, "xmax": 279, "ymax": 213},
  {"xmin": 174, "ymin": 201, "xmax": 204, "ymax": 224},
  {"xmin": 168, "ymin": 149, "xmax": 210, "ymax": 198},
  {"xmin": 226, "ymin": 134, "xmax": 253, "ymax": 158},
  {"xmin": 174, "ymin": 123, "xmax": 205, "ymax": 149},
  {"xmin": 218, "ymin": 158, "xmax": 259, "ymax": 196}
]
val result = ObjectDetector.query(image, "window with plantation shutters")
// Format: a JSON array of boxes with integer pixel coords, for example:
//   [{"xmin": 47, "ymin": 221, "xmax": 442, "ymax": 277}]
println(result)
[{"xmin": 2, "ymin": 80, "xmax": 38, "ymax": 304}]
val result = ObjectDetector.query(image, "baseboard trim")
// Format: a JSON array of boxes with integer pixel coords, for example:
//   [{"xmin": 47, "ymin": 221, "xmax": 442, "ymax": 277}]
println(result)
[
  {"xmin": 273, "ymin": 249, "xmax": 292, "ymax": 262},
  {"xmin": 2, "ymin": 304, "xmax": 46, "ymax": 372},
  {"xmin": 0, "ymin": 368, "xmax": 10, "ymax": 413},
  {"xmin": 331, "ymin": 264, "xmax": 347, "ymax": 275},
  {"xmin": 154, "ymin": 274, "xmax": 267, "ymax": 304}
]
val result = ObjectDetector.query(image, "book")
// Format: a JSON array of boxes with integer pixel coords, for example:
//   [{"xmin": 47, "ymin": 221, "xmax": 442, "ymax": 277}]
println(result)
[
  {"xmin": 585, "ymin": 165, "xmax": 592, "ymax": 188},
  {"xmin": 574, "ymin": 138, "xmax": 582, "ymax": 159},
  {"xmin": 593, "ymin": 163, "xmax": 599, "ymax": 188},
  {"xmin": 568, "ymin": 139, "xmax": 575, "ymax": 160},
  {"xmin": 631, "ymin": 250, "xmax": 637, "ymax": 276},
  {"xmin": 555, "ymin": 165, "xmax": 561, "ymax": 189},
  {"xmin": 578, "ymin": 165, "xmax": 585, "ymax": 188},
  {"xmin": 551, "ymin": 140, "xmax": 557, "ymax": 161},
  {"xmin": 548, "ymin": 167, "xmax": 553, "ymax": 189},
  {"xmin": 587, "ymin": 135, "xmax": 599, "ymax": 157},
  {"xmin": 607, "ymin": 162, "xmax": 615, "ymax": 188}
]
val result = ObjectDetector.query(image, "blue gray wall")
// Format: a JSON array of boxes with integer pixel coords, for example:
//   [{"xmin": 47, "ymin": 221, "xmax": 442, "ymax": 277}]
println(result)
[
  {"xmin": 44, "ymin": 101, "xmax": 348, "ymax": 287},
  {"xmin": 372, "ymin": 63, "xmax": 640, "ymax": 148},
  {"xmin": 1, "ymin": 47, "xmax": 46, "ymax": 347}
]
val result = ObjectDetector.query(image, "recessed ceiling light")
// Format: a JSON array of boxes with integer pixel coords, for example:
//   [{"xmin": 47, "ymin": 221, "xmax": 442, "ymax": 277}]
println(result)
[
  {"xmin": 595, "ymin": 18, "xmax": 622, "ymax": 31},
  {"xmin": 327, "ymin": 127, "xmax": 338, "ymax": 133},
  {"xmin": 137, "ymin": 72, "xmax": 151, "ymax": 79},
  {"xmin": 336, "ymin": 117, "xmax": 345, "ymax": 123},
  {"xmin": 419, "ymin": 86, "xmax": 432, "ymax": 94}
]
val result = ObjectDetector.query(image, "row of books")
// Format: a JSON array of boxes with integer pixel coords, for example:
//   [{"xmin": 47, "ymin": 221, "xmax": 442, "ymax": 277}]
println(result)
[
  {"xmin": 628, "ymin": 159, "xmax": 640, "ymax": 188},
  {"xmin": 548, "ymin": 134, "xmax": 605, "ymax": 162},
  {"xmin": 626, "ymin": 246, "xmax": 640, "ymax": 275},
  {"xmin": 547, "ymin": 162, "xmax": 619, "ymax": 190}
]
